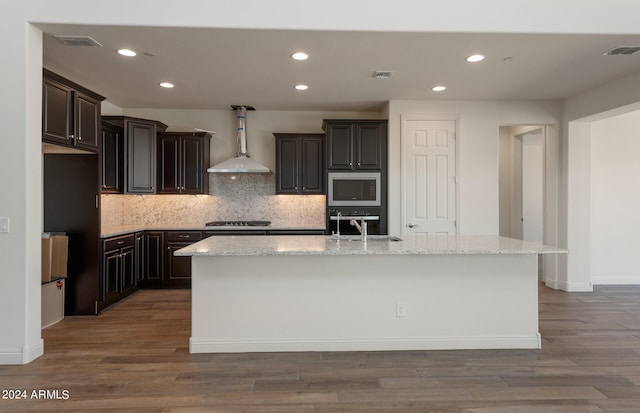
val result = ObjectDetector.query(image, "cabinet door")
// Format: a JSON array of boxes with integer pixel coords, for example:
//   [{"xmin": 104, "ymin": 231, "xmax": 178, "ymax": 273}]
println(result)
[
  {"xmin": 101, "ymin": 123, "xmax": 123, "ymax": 193},
  {"xmin": 102, "ymin": 249, "xmax": 121, "ymax": 306},
  {"xmin": 165, "ymin": 242, "xmax": 192, "ymax": 287},
  {"xmin": 120, "ymin": 245, "xmax": 136, "ymax": 295},
  {"xmin": 42, "ymin": 79, "xmax": 72, "ymax": 146},
  {"xmin": 134, "ymin": 232, "xmax": 145, "ymax": 284},
  {"xmin": 144, "ymin": 231, "xmax": 164, "ymax": 285},
  {"xmin": 355, "ymin": 123, "xmax": 384, "ymax": 170},
  {"xmin": 74, "ymin": 92, "xmax": 100, "ymax": 152},
  {"xmin": 327, "ymin": 123, "xmax": 353, "ymax": 170},
  {"xmin": 157, "ymin": 135, "xmax": 180, "ymax": 193},
  {"xmin": 127, "ymin": 121, "xmax": 157, "ymax": 193},
  {"xmin": 301, "ymin": 136, "xmax": 324, "ymax": 194},
  {"xmin": 276, "ymin": 137, "xmax": 299, "ymax": 194},
  {"xmin": 181, "ymin": 136, "xmax": 205, "ymax": 194}
]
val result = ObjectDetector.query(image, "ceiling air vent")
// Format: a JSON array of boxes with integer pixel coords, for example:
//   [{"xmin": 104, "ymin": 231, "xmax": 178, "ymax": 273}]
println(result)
[
  {"xmin": 53, "ymin": 35, "xmax": 103, "ymax": 47},
  {"xmin": 374, "ymin": 71, "xmax": 395, "ymax": 79},
  {"xmin": 603, "ymin": 46, "xmax": 640, "ymax": 56}
]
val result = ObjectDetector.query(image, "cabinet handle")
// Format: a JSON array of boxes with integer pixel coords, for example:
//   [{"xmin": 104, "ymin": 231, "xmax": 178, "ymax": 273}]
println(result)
[
  {"xmin": 77, "ymin": 136, "xmax": 82, "ymax": 141},
  {"xmin": 117, "ymin": 241, "xmax": 125, "ymax": 245},
  {"xmin": 357, "ymin": 162, "xmax": 361, "ymax": 166},
  {"xmin": 349, "ymin": 162, "xmax": 353, "ymax": 166},
  {"xmin": 178, "ymin": 235, "xmax": 190, "ymax": 238}
]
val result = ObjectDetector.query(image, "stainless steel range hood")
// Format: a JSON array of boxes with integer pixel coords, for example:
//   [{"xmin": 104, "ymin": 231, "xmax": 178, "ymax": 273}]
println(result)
[{"xmin": 207, "ymin": 105, "xmax": 270, "ymax": 173}]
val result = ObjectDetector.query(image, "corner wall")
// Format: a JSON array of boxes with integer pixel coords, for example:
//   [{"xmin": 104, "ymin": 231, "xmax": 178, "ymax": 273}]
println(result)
[
  {"xmin": 590, "ymin": 110, "xmax": 640, "ymax": 284},
  {"xmin": 561, "ymin": 72, "xmax": 640, "ymax": 291}
]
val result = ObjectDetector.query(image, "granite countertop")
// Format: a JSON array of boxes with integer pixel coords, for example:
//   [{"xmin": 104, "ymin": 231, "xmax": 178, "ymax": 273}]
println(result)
[
  {"xmin": 174, "ymin": 234, "xmax": 568, "ymax": 257},
  {"xmin": 101, "ymin": 224, "xmax": 326, "ymax": 238}
]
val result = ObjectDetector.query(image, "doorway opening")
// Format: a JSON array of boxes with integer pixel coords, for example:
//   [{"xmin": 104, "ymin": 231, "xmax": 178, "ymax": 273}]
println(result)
[{"xmin": 499, "ymin": 125, "xmax": 553, "ymax": 279}]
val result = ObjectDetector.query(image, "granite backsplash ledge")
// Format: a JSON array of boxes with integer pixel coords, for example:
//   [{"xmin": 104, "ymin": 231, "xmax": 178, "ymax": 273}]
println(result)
[{"xmin": 101, "ymin": 174, "xmax": 326, "ymax": 229}]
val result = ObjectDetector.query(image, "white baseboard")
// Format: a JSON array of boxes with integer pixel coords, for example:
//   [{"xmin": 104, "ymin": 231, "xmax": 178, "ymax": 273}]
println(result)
[
  {"xmin": 549, "ymin": 281, "xmax": 593, "ymax": 292},
  {"xmin": 0, "ymin": 339, "xmax": 44, "ymax": 365},
  {"xmin": 190, "ymin": 334, "xmax": 542, "ymax": 353}
]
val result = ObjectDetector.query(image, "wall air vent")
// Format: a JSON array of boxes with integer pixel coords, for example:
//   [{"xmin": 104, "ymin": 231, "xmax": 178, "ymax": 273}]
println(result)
[
  {"xmin": 374, "ymin": 71, "xmax": 395, "ymax": 79},
  {"xmin": 603, "ymin": 46, "xmax": 640, "ymax": 55},
  {"xmin": 53, "ymin": 35, "xmax": 103, "ymax": 47}
]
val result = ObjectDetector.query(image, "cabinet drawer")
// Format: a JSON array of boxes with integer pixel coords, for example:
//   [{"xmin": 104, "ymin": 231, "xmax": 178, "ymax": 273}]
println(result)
[
  {"xmin": 166, "ymin": 231, "xmax": 203, "ymax": 242},
  {"xmin": 103, "ymin": 234, "xmax": 135, "ymax": 251}
]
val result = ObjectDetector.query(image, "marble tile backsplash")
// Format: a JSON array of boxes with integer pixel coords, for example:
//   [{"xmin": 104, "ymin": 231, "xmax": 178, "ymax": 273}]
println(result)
[{"xmin": 101, "ymin": 174, "xmax": 326, "ymax": 228}]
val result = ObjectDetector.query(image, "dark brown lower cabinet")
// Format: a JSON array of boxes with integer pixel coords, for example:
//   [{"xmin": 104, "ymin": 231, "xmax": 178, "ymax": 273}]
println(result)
[
  {"xmin": 164, "ymin": 231, "xmax": 202, "ymax": 288},
  {"xmin": 142, "ymin": 231, "xmax": 164, "ymax": 288},
  {"xmin": 101, "ymin": 234, "xmax": 136, "ymax": 310}
]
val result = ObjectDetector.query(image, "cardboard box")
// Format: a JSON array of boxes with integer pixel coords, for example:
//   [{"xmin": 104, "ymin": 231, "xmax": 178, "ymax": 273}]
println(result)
[
  {"xmin": 42, "ymin": 233, "xmax": 68, "ymax": 283},
  {"xmin": 42, "ymin": 279, "xmax": 65, "ymax": 328}
]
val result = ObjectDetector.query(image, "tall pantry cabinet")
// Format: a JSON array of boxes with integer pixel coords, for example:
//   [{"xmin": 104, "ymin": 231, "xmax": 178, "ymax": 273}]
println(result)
[{"xmin": 42, "ymin": 70, "xmax": 106, "ymax": 316}]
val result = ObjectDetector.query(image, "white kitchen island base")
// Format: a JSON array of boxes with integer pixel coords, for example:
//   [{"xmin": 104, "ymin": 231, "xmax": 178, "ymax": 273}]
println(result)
[{"xmin": 189, "ymin": 250, "xmax": 542, "ymax": 353}]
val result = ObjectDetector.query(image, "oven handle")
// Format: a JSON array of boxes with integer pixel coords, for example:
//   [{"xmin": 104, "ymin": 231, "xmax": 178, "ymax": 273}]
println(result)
[{"xmin": 330, "ymin": 215, "xmax": 379, "ymax": 221}]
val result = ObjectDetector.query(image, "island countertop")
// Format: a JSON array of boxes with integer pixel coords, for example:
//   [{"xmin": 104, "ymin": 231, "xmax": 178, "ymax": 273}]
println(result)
[{"xmin": 175, "ymin": 234, "xmax": 567, "ymax": 257}]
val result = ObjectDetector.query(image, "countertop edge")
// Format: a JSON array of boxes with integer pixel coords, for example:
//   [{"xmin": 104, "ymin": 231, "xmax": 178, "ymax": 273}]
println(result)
[
  {"xmin": 101, "ymin": 225, "xmax": 327, "ymax": 238},
  {"xmin": 174, "ymin": 235, "xmax": 569, "ymax": 257}
]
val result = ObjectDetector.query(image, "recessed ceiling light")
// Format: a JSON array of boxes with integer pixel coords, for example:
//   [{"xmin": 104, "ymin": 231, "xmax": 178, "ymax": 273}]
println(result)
[
  {"xmin": 295, "ymin": 84, "xmax": 308, "ymax": 91},
  {"xmin": 291, "ymin": 52, "xmax": 309, "ymax": 61},
  {"xmin": 159, "ymin": 82, "xmax": 175, "ymax": 88},
  {"xmin": 466, "ymin": 54, "xmax": 485, "ymax": 63},
  {"xmin": 432, "ymin": 85, "xmax": 447, "ymax": 92},
  {"xmin": 117, "ymin": 49, "xmax": 136, "ymax": 57}
]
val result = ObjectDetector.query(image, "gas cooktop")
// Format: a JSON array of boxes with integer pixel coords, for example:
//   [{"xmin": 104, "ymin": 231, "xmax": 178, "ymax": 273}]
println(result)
[{"xmin": 205, "ymin": 220, "xmax": 271, "ymax": 227}]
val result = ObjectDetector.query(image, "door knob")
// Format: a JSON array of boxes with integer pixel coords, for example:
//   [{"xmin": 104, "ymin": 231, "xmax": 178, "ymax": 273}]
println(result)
[{"xmin": 407, "ymin": 223, "xmax": 418, "ymax": 228}]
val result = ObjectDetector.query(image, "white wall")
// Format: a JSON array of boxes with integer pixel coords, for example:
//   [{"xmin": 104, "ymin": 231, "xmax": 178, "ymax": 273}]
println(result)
[
  {"xmin": 561, "ymin": 73, "xmax": 640, "ymax": 291},
  {"xmin": 387, "ymin": 100, "xmax": 561, "ymax": 235},
  {"xmin": 590, "ymin": 110, "xmax": 640, "ymax": 284}
]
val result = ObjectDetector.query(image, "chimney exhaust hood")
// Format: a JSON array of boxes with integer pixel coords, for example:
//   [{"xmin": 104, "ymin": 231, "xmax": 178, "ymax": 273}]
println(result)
[{"xmin": 207, "ymin": 105, "xmax": 270, "ymax": 174}]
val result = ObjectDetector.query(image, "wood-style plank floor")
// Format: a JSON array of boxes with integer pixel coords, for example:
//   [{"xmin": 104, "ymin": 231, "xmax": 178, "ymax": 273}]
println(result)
[{"xmin": 2, "ymin": 284, "xmax": 640, "ymax": 412}]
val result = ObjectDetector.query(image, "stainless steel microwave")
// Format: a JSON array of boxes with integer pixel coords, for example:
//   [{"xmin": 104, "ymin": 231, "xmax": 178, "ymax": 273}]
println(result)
[{"xmin": 327, "ymin": 172, "xmax": 381, "ymax": 206}]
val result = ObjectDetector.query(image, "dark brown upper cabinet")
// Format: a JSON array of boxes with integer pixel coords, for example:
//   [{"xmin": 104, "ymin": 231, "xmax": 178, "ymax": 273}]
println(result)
[
  {"xmin": 157, "ymin": 132, "xmax": 210, "ymax": 194},
  {"xmin": 274, "ymin": 133, "xmax": 325, "ymax": 195},
  {"xmin": 323, "ymin": 120, "xmax": 387, "ymax": 171},
  {"xmin": 102, "ymin": 116, "xmax": 168, "ymax": 194},
  {"xmin": 42, "ymin": 69, "xmax": 104, "ymax": 153},
  {"xmin": 101, "ymin": 121, "xmax": 124, "ymax": 193}
]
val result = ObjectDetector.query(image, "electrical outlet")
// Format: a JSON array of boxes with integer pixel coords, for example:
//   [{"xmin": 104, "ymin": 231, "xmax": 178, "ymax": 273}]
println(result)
[
  {"xmin": 396, "ymin": 301, "xmax": 407, "ymax": 317},
  {"xmin": 0, "ymin": 217, "xmax": 9, "ymax": 234}
]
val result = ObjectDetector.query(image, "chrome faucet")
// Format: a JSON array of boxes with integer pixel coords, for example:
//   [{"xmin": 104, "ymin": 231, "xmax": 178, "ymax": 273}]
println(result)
[
  {"xmin": 332, "ymin": 211, "xmax": 342, "ymax": 237},
  {"xmin": 350, "ymin": 218, "xmax": 368, "ymax": 242}
]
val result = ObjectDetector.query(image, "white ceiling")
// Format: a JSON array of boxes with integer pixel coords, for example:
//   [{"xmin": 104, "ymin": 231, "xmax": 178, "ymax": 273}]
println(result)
[{"xmin": 38, "ymin": 24, "xmax": 640, "ymax": 112}]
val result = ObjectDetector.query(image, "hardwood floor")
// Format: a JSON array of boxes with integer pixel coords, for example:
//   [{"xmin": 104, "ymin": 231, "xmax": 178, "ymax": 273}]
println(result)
[{"xmin": 2, "ymin": 284, "xmax": 640, "ymax": 412}]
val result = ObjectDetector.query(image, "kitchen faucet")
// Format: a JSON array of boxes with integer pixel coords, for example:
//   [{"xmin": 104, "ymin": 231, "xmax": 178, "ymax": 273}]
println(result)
[
  {"xmin": 350, "ymin": 217, "xmax": 367, "ymax": 242},
  {"xmin": 333, "ymin": 211, "xmax": 342, "ymax": 237}
]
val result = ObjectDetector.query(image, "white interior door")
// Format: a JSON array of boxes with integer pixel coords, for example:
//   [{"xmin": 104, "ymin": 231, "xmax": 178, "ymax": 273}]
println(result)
[{"xmin": 402, "ymin": 118, "xmax": 457, "ymax": 236}]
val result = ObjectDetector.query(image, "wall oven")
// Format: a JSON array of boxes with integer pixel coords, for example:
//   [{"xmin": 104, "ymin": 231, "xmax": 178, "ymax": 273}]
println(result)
[
  {"xmin": 328, "ymin": 207, "xmax": 381, "ymax": 235},
  {"xmin": 327, "ymin": 172, "xmax": 381, "ymax": 207}
]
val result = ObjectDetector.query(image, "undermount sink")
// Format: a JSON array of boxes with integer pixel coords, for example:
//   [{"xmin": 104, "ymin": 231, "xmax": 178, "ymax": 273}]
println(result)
[{"xmin": 328, "ymin": 235, "xmax": 403, "ymax": 242}]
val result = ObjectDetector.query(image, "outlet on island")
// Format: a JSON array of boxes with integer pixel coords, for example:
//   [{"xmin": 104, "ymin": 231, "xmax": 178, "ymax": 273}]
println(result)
[{"xmin": 396, "ymin": 301, "xmax": 407, "ymax": 317}]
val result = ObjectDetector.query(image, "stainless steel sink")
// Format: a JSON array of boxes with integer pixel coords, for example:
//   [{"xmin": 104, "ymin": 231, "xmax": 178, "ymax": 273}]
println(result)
[{"xmin": 328, "ymin": 235, "xmax": 403, "ymax": 242}]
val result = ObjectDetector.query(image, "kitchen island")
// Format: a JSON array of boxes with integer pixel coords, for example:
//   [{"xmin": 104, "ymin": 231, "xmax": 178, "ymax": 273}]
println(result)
[{"xmin": 176, "ymin": 235, "xmax": 566, "ymax": 353}]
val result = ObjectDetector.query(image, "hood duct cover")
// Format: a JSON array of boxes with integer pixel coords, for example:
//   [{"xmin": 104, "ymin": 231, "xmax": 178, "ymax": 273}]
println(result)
[{"xmin": 207, "ymin": 105, "xmax": 270, "ymax": 173}]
